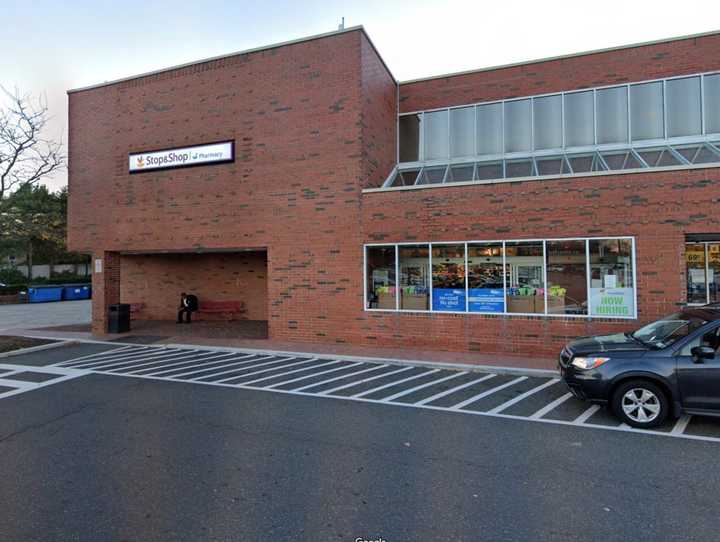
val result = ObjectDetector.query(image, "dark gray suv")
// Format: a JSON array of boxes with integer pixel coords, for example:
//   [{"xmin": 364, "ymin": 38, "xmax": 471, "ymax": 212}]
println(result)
[{"xmin": 559, "ymin": 307, "xmax": 720, "ymax": 428}]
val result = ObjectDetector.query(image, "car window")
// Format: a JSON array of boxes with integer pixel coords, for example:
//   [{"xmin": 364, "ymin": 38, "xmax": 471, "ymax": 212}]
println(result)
[
  {"xmin": 633, "ymin": 313, "xmax": 708, "ymax": 349},
  {"xmin": 677, "ymin": 325, "xmax": 720, "ymax": 356}
]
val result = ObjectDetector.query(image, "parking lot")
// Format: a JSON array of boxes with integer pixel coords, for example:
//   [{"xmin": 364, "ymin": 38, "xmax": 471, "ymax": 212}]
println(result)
[
  {"xmin": 0, "ymin": 341, "xmax": 713, "ymax": 442},
  {"xmin": 2, "ymin": 339, "xmax": 720, "ymax": 541}
]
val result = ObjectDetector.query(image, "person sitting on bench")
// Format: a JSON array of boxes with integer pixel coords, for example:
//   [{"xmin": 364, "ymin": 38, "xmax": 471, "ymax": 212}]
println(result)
[{"xmin": 177, "ymin": 292, "xmax": 199, "ymax": 324}]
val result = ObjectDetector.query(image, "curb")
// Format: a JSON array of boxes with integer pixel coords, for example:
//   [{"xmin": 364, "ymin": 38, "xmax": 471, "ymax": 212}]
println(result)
[{"xmin": 0, "ymin": 340, "xmax": 74, "ymax": 359}]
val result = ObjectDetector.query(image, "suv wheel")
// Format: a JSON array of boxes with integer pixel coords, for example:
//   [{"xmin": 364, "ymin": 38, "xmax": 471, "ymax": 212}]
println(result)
[{"xmin": 611, "ymin": 380, "xmax": 669, "ymax": 429}]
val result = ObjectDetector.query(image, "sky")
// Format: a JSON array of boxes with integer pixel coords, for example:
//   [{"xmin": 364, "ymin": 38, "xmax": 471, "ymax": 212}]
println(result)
[{"xmin": 1, "ymin": 0, "xmax": 717, "ymax": 191}]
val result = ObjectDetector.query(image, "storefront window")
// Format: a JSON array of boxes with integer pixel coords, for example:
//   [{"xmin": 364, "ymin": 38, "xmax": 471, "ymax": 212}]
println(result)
[
  {"xmin": 546, "ymin": 240, "xmax": 588, "ymax": 315},
  {"xmin": 505, "ymin": 242, "xmax": 545, "ymax": 314},
  {"xmin": 366, "ymin": 237, "xmax": 636, "ymax": 319},
  {"xmin": 366, "ymin": 246, "xmax": 396, "ymax": 309},
  {"xmin": 432, "ymin": 244, "xmax": 466, "ymax": 311},
  {"xmin": 685, "ymin": 242, "xmax": 720, "ymax": 305},
  {"xmin": 399, "ymin": 245, "xmax": 430, "ymax": 310},
  {"xmin": 710, "ymin": 244, "xmax": 720, "ymax": 303},
  {"xmin": 468, "ymin": 243, "xmax": 505, "ymax": 313},
  {"xmin": 589, "ymin": 239, "xmax": 635, "ymax": 317}
]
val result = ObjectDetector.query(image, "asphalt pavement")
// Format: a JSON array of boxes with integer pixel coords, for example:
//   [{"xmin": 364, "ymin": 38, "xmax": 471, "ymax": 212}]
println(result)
[{"xmin": 0, "ymin": 342, "xmax": 719, "ymax": 541}]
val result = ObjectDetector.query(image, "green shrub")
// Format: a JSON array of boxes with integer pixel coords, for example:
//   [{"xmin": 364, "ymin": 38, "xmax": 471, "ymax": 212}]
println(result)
[{"xmin": 0, "ymin": 267, "xmax": 27, "ymax": 284}]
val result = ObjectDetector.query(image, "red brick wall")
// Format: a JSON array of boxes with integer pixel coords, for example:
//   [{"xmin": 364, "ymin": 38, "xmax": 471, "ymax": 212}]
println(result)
[
  {"xmin": 399, "ymin": 33, "xmax": 720, "ymax": 112},
  {"xmin": 359, "ymin": 166, "xmax": 720, "ymax": 355},
  {"xmin": 120, "ymin": 252, "xmax": 267, "ymax": 321},
  {"xmin": 69, "ymin": 28, "xmax": 720, "ymax": 357}
]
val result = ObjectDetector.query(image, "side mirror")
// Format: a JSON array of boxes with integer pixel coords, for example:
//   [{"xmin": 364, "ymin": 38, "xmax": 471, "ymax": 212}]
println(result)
[{"xmin": 691, "ymin": 346, "xmax": 716, "ymax": 363}]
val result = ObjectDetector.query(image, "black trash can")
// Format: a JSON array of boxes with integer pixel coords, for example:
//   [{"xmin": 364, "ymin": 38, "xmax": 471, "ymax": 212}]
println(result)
[{"xmin": 108, "ymin": 303, "xmax": 131, "ymax": 333}]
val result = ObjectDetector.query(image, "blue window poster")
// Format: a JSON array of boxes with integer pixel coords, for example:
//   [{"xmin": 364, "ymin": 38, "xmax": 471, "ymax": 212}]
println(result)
[
  {"xmin": 432, "ymin": 289, "xmax": 466, "ymax": 311},
  {"xmin": 468, "ymin": 288, "xmax": 505, "ymax": 313}
]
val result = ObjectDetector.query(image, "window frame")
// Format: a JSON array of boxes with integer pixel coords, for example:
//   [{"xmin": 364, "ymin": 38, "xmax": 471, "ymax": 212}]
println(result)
[
  {"xmin": 364, "ymin": 236, "xmax": 637, "ymax": 320},
  {"xmin": 685, "ymin": 241, "xmax": 720, "ymax": 306},
  {"xmin": 392, "ymin": 71, "xmax": 720, "ymax": 188}
]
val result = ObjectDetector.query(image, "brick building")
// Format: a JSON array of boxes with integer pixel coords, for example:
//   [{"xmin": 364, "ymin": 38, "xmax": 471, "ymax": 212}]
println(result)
[{"xmin": 67, "ymin": 26, "xmax": 720, "ymax": 356}]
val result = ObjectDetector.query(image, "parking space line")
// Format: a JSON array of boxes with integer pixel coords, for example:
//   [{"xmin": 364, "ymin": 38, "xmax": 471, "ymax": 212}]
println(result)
[
  {"xmin": 413, "ymin": 374, "xmax": 496, "ymax": 406},
  {"xmin": 133, "ymin": 351, "xmax": 247, "ymax": 376},
  {"xmin": 449, "ymin": 376, "xmax": 528, "ymax": 410},
  {"xmin": 529, "ymin": 392, "xmax": 574, "ymax": 419},
  {"xmin": 157, "ymin": 354, "xmax": 261, "ymax": 379},
  {"xmin": 672, "ymin": 414, "xmax": 692, "ymax": 435},
  {"xmin": 76, "ymin": 349, "xmax": 191, "ymax": 370},
  {"xmin": 182, "ymin": 356, "xmax": 296, "ymax": 382},
  {"xmin": 112, "ymin": 351, "xmax": 220, "ymax": 374},
  {"xmin": 241, "ymin": 359, "xmax": 342, "ymax": 386},
  {"xmin": 214, "ymin": 358, "xmax": 316, "ymax": 384},
  {"xmin": 573, "ymin": 404, "xmax": 601, "ymax": 424},
  {"xmin": 265, "ymin": 362, "xmax": 364, "ymax": 390},
  {"xmin": 292, "ymin": 365, "xmax": 388, "ymax": 392},
  {"xmin": 0, "ymin": 378, "xmax": 34, "ymax": 390},
  {"xmin": 352, "ymin": 369, "xmax": 440, "ymax": 399},
  {"xmin": 488, "ymin": 379, "xmax": 560, "ymax": 414},
  {"xmin": 55, "ymin": 345, "xmax": 145, "ymax": 366},
  {"xmin": 379, "ymin": 371, "xmax": 467, "ymax": 403},
  {"xmin": 318, "ymin": 366, "xmax": 414, "ymax": 396}
]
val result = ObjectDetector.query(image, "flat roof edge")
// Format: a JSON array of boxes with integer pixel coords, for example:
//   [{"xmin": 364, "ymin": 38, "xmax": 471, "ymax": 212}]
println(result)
[
  {"xmin": 67, "ymin": 25, "xmax": 370, "ymax": 94},
  {"xmin": 399, "ymin": 29, "xmax": 720, "ymax": 85}
]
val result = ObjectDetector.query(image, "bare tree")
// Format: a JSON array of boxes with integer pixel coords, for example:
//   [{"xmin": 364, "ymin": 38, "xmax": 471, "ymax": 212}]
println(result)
[{"xmin": 0, "ymin": 87, "xmax": 65, "ymax": 200}]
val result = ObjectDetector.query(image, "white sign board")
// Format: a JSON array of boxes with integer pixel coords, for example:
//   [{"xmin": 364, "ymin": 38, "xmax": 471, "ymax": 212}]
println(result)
[
  {"xmin": 589, "ymin": 287, "xmax": 635, "ymax": 318},
  {"xmin": 129, "ymin": 141, "xmax": 234, "ymax": 173},
  {"xmin": 94, "ymin": 258, "xmax": 103, "ymax": 274}
]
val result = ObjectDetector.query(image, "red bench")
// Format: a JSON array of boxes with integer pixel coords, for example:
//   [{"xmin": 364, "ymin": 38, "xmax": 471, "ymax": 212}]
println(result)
[{"xmin": 196, "ymin": 300, "xmax": 246, "ymax": 321}]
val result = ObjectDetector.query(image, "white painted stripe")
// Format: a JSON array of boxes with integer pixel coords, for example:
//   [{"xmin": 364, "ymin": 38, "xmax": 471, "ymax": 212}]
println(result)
[
  {"xmin": 0, "ymin": 372, "xmax": 89, "ymax": 400},
  {"xmin": 75, "ymin": 348, "xmax": 190, "ymax": 369},
  {"xmin": 414, "ymin": 374, "xmax": 496, "ymax": 406},
  {"xmin": 120, "ymin": 351, "xmax": 231, "ymax": 375},
  {"xmin": 99, "ymin": 350, "xmax": 207, "ymax": 373},
  {"xmin": 488, "ymin": 379, "xmax": 560, "ymax": 414},
  {"xmin": 449, "ymin": 376, "xmax": 528, "ymax": 410},
  {"xmin": 377, "ymin": 371, "xmax": 467, "ymax": 403},
  {"xmin": 265, "ymin": 362, "xmax": 363, "ymax": 390},
  {"xmin": 156, "ymin": 354, "xmax": 260, "ymax": 379},
  {"xmin": 352, "ymin": 369, "xmax": 439, "ymax": 399},
  {"xmin": 135, "ymin": 351, "xmax": 246, "ymax": 376},
  {"xmin": 573, "ymin": 404, "xmax": 601, "ymax": 424},
  {"xmin": 212, "ymin": 358, "xmax": 313, "ymax": 384},
  {"xmin": 0, "ymin": 378, "xmax": 34, "ymax": 390},
  {"xmin": 292, "ymin": 364, "xmax": 388, "ymax": 392},
  {"xmin": 55, "ymin": 345, "xmax": 143, "ymax": 366},
  {"xmin": 184, "ymin": 356, "xmax": 295, "ymax": 382},
  {"xmin": 529, "ymin": 392, "xmax": 574, "ymax": 419},
  {"xmin": 241, "ymin": 359, "xmax": 343, "ymax": 386},
  {"xmin": 85, "ymin": 368, "xmax": 720, "ymax": 445},
  {"xmin": 0, "ymin": 363, "xmax": 87, "ymax": 375},
  {"xmin": 672, "ymin": 414, "xmax": 692, "ymax": 435},
  {"xmin": 319, "ymin": 366, "xmax": 413, "ymax": 395}
]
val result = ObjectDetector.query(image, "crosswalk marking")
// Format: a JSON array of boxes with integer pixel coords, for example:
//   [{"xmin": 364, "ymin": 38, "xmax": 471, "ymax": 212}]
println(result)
[
  {"xmin": 380, "ymin": 371, "xmax": 469, "ymax": 403},
  {"xmin": 449, "ymin": 376, "xmax": 528, "ymax": 410},
  {"xmin": 573, "ymin": 404, "xmax": 601, "ymax": 424},
  {"xmin": 529, "ymin": 392, "xmax": 574, "ymax": 419},
  {"xmin": 12, "ymin": 342, "xmax": 715, "ymax": 443},
  {"xmin": 266, "ymin": 362, "xmax": 364, "ymax": 390},
  {"xmin": 488, "ymin": 379, "xmax": 560, "ymax": 414},
  {"xmin": 352, "ymin": 369, "xmax": 439, "ymax": 399},
  {"xmin": 293, "ymin": 364, "xmax": 388, "ymax": 392},
  {"xmin": 319, "ymin": 366, "xmax": 413, "ymax": 396},
  {"xmin": 241, "ymin": 359, "xmax": 342, "ymax": 386},
  {"xmin": 159, "ymin": 354, "xmax": 262, "ymax": 379},
  {"xmin": 414, "ymin": 373, "xmax": 496, "ymax": 406}
]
